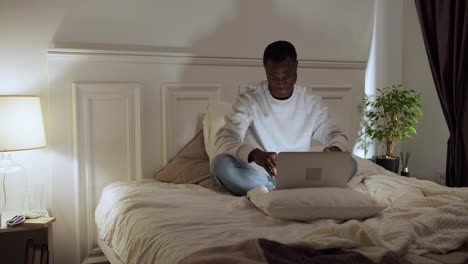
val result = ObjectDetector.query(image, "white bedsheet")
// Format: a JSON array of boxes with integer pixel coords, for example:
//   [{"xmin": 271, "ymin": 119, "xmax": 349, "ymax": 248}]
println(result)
[
  {"xmin": 300, "ymin": 158, "xmax": 468, "ymax": 262},
  {"xmin": 95, "ymin": 158, "xmax": 468, "ymax": 264},
  {"xmin": 96, "ymin": 180, "xmax": 337, "ymax": 264}
]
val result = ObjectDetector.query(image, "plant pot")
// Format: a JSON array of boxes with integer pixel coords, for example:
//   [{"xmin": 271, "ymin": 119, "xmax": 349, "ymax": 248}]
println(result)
[{"xmin": 374, "ymin": 156, "xmax": 400, "ymax": 173}]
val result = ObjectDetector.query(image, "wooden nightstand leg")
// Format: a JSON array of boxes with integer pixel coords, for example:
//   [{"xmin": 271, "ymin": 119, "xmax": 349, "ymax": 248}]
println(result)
[
  {"xmin": 41, "ymin": 244, "xmax": 49, "ymax": 264},
  {"xmin": 25, "ymin": 239, "xmax": 34, "ymax": 264}
]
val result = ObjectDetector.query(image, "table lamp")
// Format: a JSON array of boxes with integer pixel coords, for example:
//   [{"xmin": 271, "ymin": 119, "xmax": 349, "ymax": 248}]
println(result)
[{"xmin": 0, "ymin": 96, "xmax": 46, "ymax": 210}]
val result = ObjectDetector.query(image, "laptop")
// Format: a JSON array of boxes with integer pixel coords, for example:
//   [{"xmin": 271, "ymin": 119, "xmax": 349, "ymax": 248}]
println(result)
[{"xmin": 275, "ymin": 152, "xmax": 351, "ymax": 190}]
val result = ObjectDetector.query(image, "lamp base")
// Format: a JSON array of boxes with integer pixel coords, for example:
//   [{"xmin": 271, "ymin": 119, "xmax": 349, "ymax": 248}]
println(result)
[{"xmin": 0, "ymin": 152, "xmax": 27, "ymax": 211}]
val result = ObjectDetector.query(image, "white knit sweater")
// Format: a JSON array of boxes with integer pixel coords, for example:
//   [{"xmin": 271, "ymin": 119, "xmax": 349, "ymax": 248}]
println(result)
[{"xmin": 214, "ymin": 81, "xmax": 349, "ymax": 163}]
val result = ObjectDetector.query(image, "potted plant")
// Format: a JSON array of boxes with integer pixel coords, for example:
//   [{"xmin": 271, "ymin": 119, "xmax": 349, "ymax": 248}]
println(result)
[{"xmin": 362, "ymin": 84, "xmax": 422, "ymax": 173}]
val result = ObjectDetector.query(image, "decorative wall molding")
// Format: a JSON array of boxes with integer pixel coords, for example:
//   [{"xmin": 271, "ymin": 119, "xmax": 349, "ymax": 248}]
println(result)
[
  {"xmin": 48, "ymin": 48, "xmax": 365, "ymax": 264},
  {"xmin": 308, "ymin": 85, "xmax": 353, "ymax": 98},
  {"xmin": 47, "ymin": 49, "xmax": 367, "ymax": 69},
  {"xmin": 308, "ymin": 85, "xmax": 354, "ymax": 140},
  {"xmin": 161, "ymin": 83, "xmax": 220, "ymax": 165},
  {"xmin": 73, "ymin": 82, "xmax": 141, "ymax": 263}
]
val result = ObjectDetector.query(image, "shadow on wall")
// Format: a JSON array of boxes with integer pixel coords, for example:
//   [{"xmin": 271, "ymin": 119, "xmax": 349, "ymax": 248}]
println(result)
[
  {"xmin": 173, "ymin": 0, "xmax": 318, "ymax": 59},
  {"xmin": 51, "ymin": 0, "xmax": 369, "ymax": 60}
]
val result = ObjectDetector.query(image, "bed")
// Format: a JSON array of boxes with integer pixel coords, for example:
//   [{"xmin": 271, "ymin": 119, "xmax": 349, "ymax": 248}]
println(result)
[
  {"xmin": 46, "ymin": 49, "xmax": 468, "ymax": 264},
  {"xmin": 94, "ymin": 108, "xmax": 468, "ymax": 264},
  {"xmin": 94, "ymin": 147, "xmax": 468, "ymax": 264}
]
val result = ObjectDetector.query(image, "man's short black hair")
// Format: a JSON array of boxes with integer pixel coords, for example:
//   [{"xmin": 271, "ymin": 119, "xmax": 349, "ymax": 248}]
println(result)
[{"xmin": 263, "ymin": 40, "xmax": 297, "ymax": 65}]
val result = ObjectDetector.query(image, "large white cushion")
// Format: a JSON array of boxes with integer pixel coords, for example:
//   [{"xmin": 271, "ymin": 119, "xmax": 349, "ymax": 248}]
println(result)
[
  {"xmin": 247, "ymin": 186, "xmax": 386, "ymax": 221},
  {"xmin": 202, "ymin": 102, "xmax": 232, "ymax": 160}
]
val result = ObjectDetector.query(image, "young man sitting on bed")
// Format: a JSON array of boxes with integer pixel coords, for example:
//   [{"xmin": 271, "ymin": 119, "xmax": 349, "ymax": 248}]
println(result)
[{"xmin": 210, "ymin": 40, "xmax": 357, "ymax": 196}]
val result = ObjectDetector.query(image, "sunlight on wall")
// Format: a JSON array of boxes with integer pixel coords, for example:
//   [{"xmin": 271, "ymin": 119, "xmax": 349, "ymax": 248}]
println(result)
[
  {"xmin": 353, "ymin": 2, "xmax": 378, "ymax": 159},
  {"xmin": 353, "ymin": 0, "xmax": 403, "ymax": 159}
]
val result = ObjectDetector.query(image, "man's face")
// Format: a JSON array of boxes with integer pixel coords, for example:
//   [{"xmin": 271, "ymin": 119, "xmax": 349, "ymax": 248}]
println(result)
[{"xmin": 264, "ymin": 57, "xmax": 298, "ymax": 99}]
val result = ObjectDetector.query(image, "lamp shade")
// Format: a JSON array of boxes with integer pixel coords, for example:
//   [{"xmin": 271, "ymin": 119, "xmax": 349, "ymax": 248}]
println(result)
[{"xmin": 0, "ymin": 96, "xmax": 46, "ymax": 152}]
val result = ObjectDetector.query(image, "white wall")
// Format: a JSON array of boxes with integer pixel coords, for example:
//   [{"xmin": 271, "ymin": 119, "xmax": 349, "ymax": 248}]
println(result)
[
  {"xmin": 355, "ymin": 0, "xmax": 403, "ymax": 158},
  {"xmin": 402, "ymin": 1, "xmax": 449, "ymax": 183},
  {"xmin": 53, "ymin": 0, "xmax": 373, "ymax": 61},
  {"xmin": 0, "ymin": 0, "xmax": 68, "ymax": 212},
  {"xmin": 366, "ymin": 0, "xmax": 403, "ymax": 90}
]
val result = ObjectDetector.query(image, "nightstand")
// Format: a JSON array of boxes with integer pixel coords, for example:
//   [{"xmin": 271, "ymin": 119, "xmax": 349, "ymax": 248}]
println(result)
[{"xmin": 0, "ymin": 210, "xmax": 52, "ymax": 264}]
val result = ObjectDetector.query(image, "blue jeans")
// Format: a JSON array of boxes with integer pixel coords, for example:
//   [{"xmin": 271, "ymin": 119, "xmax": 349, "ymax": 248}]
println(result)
[
  {"xmin": 210, "ymin": 154, "xmax": 275, "ymax": 196},
  {"xmin": 210, "ymin": 154, "xmax": 358, "ymax": 196}
]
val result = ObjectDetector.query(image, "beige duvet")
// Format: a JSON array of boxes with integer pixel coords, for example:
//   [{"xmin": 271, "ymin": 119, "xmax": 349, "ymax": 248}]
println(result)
[{"xmin": 95, "ymin": 157, "xmax": 468, "ymax": 264}]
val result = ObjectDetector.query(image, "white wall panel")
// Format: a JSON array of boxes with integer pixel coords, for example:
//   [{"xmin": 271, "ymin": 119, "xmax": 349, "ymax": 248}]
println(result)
[
  {"xmin": 73, "ymin": 82, "xmax": 141, "ymax": 263},
  {"xmin": 309, "ymin": 85, "xmax": 353, "ymax": 150},
  {"xmin": 48, "ymin": 50, "xmax": 365, "ymax": 264},
  {"xmin": 162, "ymin": 83, "xmax": 220, "ymax": 164}
]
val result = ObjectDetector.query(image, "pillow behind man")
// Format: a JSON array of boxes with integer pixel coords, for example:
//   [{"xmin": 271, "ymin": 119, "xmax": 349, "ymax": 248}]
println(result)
[
  {"xmin": 202, "ymin": 101, "xmax": 232, "ymax": 161},
  {"xmin": 153, "ymin": 130, "xmax": 226, "ymax": 193}
]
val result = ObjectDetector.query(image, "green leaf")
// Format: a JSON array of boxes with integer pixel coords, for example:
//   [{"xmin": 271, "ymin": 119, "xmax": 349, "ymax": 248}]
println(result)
[{"xmin": 361, "ymin": 84, "xmax": 423, "ymax": 146}]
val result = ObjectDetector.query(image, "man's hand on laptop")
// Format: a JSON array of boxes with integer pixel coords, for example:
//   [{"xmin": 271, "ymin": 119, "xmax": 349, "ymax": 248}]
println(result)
[
  {"xmin": 323, "ymin": 146, "xmax": 342, "ymax": 152},
  {"xmin": 248, "ymin": 149, "xmax": 278, "ymax": 178}
]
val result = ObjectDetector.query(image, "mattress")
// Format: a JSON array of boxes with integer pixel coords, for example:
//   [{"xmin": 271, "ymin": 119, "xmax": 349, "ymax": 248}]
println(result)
[{"xmin": 95, "ymin": 159, "xmax": 468, "ymax": 264}]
